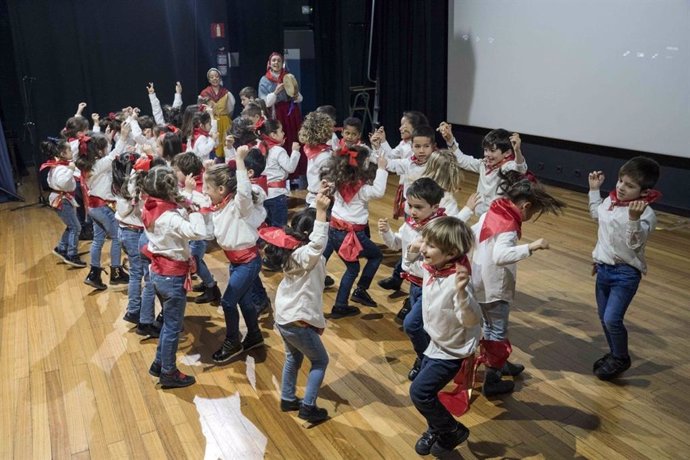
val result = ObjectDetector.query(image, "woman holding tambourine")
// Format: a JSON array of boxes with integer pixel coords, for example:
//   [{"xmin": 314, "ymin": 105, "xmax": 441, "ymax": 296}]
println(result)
[{"xmin": 258, "ymin": 52, "xmax": 305, "ymax": 178}]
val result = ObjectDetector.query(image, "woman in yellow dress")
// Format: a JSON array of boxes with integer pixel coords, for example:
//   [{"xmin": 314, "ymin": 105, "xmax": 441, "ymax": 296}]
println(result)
[{"xmin": 199, "ymin": 68, "xmax": 236, "ymax": 160}]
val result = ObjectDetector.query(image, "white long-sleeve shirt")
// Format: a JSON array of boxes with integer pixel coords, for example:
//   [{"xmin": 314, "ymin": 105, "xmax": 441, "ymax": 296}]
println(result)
[
  {"xmin": 589, "ymin": 191, "xmax": 656, "ymax": 274},
  {"xmin": 305, "ymin": 149, "xmax": 333, "ymax": 206},
  {"xmin": 331, "ymin": 169, "xmax": 388, "ymax": 225},
  {"xmin": 145, "ymin": 209, "xmax": 211, "ymax": 262},
  {"xmin": 149, "ymin": 91, "xmax": 183, "ymax": 126},
  {"xmin": 47, "ymin": 164, "xmax": 77, "ymax": 207},
  {"xmin": 274, "ymin": 220, "xmax": 329, "ymax": 329},
  {"xmin": 190, "ymin": 119, "xmax": 218, "ymax": 161},
  {"xmin": 115, "ymin": 177, "xmax": 144, "ymax": 228},
  {"xmin": 375, "ymin": 139, "xmax": 412, "ymax": 185},
  {"xmin": 86, "ymin": 140, "xmax": 125, "ymax": 201},
  {"xmin": 421, "ymin": 268, "xmax": 482, "ymax": 360},
  {"xmin": 470, "ymin": 212, "xmax": 531, "ymax": 303},
  {"xmin": 211, "ymin": 170, "xmax": 260, "ymax": 251},
  {"xmin": 381, "ymin": 221, "xmax": 425, "ymax": 280},
  {"xmin": 265, "ymin": 145, "xmax": 300, "ymax": 198}
]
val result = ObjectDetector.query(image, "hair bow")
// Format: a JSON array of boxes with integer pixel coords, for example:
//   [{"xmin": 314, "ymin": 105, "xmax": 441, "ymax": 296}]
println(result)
[
  {"xmin": 253, "ymin": 116, "xmax": 266, "ymax": 132},
  {"xmin": 78, "ymin": 134, "xmax": 91, "ymax": 156},
  {"xmin": 258, "ymin": 226, "xmax": 302, "ymax": 250},
  {"xmin": 338, "ymin": 146, "xmax": 359, "ymax": 167},
  {"xmin": 108, "ymin": 112, "xmax": 117, "ymax": 121}
]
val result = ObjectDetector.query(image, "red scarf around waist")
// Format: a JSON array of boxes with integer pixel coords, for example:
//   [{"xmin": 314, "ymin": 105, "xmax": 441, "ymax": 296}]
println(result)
[
  {"xmin": 479, "ymin": 198, "xmax": 522, "ymax": 242},
  {"xmin": 141, "ymin": 244, "xmax": 196, "ymax": 291},
  {"xmin": 251, "ymin": 175, "xmax": 268, "ymax": 193},
  {"xmin": 330, "ymin": 216, "xmax": 368, "ymax": 262},
  {"xmin": 401, "ymin": 272, "xmax": 423, "ymax": 287},
  {"xmin": 223, "ymin": 246, "xmax": 259, "ymax": 264}
]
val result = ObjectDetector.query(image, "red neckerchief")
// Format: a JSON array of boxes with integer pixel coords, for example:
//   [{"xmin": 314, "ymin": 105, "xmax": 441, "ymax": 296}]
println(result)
[
  {"xmin": 410, "ymin": 155, "xmax": 426, "ymax": 166},
  {"xmin": 209, "ymin": 192, "xmax": 233, "ymax": 212},
  {"xmin": 608, "ymin": 189, "xmax": 662, "ymax": 210},
  {"xmin": 194, "ymin": 174, "xmax": 204, "ymax": 193},
  {"xmin": 40, "ymin": 159, "xmax": 70, "ymax": 171},
  {"xmin": 191, "ymin": 127, "xmax": 209, "ymax": 149},
  {"xmin": 304, "ymin": 144, "xmax": 330, "ymax": 160},
  {"xmin": 485, "ymin": 151, "xmax": 516, "ymax": 174},
  {"xmin": 258, "ymin": 134, "xmax": 284, "ymax": 156},
  {"xmin": 338, "ymin": 181, "xmax": 364, "ymax": 204},
  {"xmin": 479, "ymin": 198, "xmax": 523, "ymax": 242},
  {"xmin": 265, "ymin": 68, "xmax": 286, "ymax": 84},
  {"xmin": 406, "ymin": 208, "xmax": 446, "ymax": 231},
  {"xmin": 200, "ymin": 85, "xmax": 228, "ymax": 103},
  {"xmin": 142, "ymin": 197, "xmax": 179, "ymax": 230},
  {"xmin": 251, "ymin": 175, "xmax": 269, "ymax": 193},
  {"xmin": 258, "ymin": 226, "xmax": 302, "ymax": 250},
  {"xmin": 338, "ymin": 138, "xmax": 361, "ymax": 150},
  {"xmin": 422, "ymin": 255, "xmax": 471, "ymax": 285}
]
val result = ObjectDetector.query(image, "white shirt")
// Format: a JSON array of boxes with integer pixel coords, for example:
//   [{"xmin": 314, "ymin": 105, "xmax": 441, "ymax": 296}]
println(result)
[
  {"xmin": 589, "ymin": 191, "xmax": 656, "ymax": 274},
  {"xmin": 453, "ymin": 146, "xmax": 528, "ymax": 215},
  {"xmin": 115, "ymin": 178, "xmax": 144, "ymax": 228},
  {"xmin": 331, "ymin": 169, "xmax": 388, "ymax": 225},
  {"xmin": 440, "ymin": 192, "xmax": 474, "ymax": 223},
  {"xmin": 47, "ymin": 165, "xmax": 77, "ymax": 207},
  {"xmin": 421, "ymin": 268, "xmax": 482, "ymax": 360},
  {"xmin": 330, "ymin": 132, "xmax": 339, "ymax": 151},
  {"xmin": 190, "ymin": 119, "xmax": 218, "ymax": 161},
  {"xmin": 274, "ymin": 221, "xmax": 329, "ymax": 329},
  {"xmin": 211, "ymin": 170, "xmax": 261, "ymax": 250},
  {"xmin": 86, "ymin": 140, "xmax": 125, "ymax": 200},
  {"xmin": 145, "ymin": 209, "xmax": 211, "ymax": 262},
  {"xmin": 470, "ymin": 212, "xmax": 531, "ymax": 303},
  {"xmin": 381, "ymin": 221, "xmax": 425, "ymax": 280},
  {"xmin": 386, "ymin": 157, "xmax": 427, "ymax": 194},
  {"xmin": 305, "ymin": 149, "xmax": 333, "ymax": 206},
  {"xmin": 264, "ymin": 145, "xmax": 300, "ymax": 198},
  {"xmin": 376, "ymin": 140, "xmax": 412, "ymax": 185}
]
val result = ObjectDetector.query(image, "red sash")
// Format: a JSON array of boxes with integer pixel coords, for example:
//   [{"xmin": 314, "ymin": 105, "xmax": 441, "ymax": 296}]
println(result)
[
  {"xmin": 88, "ymin": 195, "xmax": 115, "ymax": 209},
  {"xmin": 393, "ymin": 184, "xmax": 405, "ymax": 220},
  {"xmin": 400, "ymin": 271, "xmax": 423, "ymax": 287},
  {"xmin": 49, "ymin": 191, "xmax": 76, "ymax": 210},
  {"xmin": 141, "ymin": 244, "xmax": 196, "ymax": 291},
  {"xmin": 608, "ymin": 189, "xmax": 662, "ymax": 210},
  {"xmin": 251, "ymin": 175, "xmax": 269, "ymax": 193},
  {"xmin": 438, "ymin": 354, "xmax": 476, "ymax": 417},
  {"xmin": 223, "ymin": 246, "xmax": 259, "ymax": 264},
  {"xmin": 479, "ymin": 198, "xmax": 522, "ymax": 242},
  {"xmin": 267, "ymin": 180, "xmax": 287, "ymax": 189},
  {"xmin": 330, "ymin": 216, "xmax": 368, "ymax": 262}
]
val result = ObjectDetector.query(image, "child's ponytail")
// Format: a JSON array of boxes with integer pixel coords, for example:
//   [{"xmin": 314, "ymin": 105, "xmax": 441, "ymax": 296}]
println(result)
[
  {"xmin": 498, "ymin": 170, "xmax": 566, "ymax": 219},
  {"xmin": 263, "ymin": 208, "xmax": 317, "ymax": 272}
]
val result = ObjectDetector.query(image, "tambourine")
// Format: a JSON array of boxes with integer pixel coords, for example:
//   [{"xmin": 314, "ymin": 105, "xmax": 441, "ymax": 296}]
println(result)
[{"xmin": 283, "ymin": 73, "xmax": 299, "ymax": 98}]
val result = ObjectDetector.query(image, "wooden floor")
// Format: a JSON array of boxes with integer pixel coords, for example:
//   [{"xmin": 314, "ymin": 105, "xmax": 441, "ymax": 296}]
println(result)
[{"xmin": 2, "ymin": 170, "xmax": 690, "ymax": 460}]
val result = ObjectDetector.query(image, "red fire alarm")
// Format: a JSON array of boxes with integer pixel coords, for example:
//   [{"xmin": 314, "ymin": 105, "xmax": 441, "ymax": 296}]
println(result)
[{"xmin": 211, "ymin": 23, "xmax": 225, "ymax": 38}]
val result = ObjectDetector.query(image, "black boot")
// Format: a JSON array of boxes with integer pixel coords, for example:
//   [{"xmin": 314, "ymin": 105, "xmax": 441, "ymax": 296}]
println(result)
[
  {"xmin": 500, "ymin": 361, "xmax": 525, "ymax": 377},
  {"xmin": 195, "ymin": 284, "xmax": 221, "ymax": 305},
  {"xmin": 483, "ymin": 367, "xmax": 515, "ymax": 396},
  {"xmin": 298, "ymin": 403, "xmax": 329, "ymax": 423},
  {"xmin": 84, "ymin": 266, "xmax": 107, "ymax": 290},
  {"xmin": 110, "ymin": 266, "xmax": 130, "ymax": 286}
]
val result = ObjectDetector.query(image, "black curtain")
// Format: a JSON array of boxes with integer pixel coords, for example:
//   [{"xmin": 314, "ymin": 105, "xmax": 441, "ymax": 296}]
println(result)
[
  {"xmin": 4, "ymin": 0, "xmax": 201, "ymax": 164},
  {"xmin": 372, "ymin": 0, "xmax": 448, "ymax": 144}
]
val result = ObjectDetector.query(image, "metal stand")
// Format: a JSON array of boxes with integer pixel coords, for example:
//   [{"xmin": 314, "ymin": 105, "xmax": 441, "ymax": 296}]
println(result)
[{"xmin": 349, "ymin": 85, "xmax": 376, "ymax": 134}]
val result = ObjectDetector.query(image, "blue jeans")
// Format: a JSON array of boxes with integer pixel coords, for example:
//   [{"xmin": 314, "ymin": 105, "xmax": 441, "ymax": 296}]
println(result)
[
  {"xmin": 329, "ymin": 228, "xmax": 383, "ymax": 307},
  {"xmin": 151, "ymin": 272, "xmax": 187, "ymax": 374},
  {"xmin": 119, "ymin": 227, "xmax": 144, "ymax": 316},
  {"xmin": 264, "ymin": 194, "xmax": 289, "ymax": 228},
  {"xmin": 139, "ymin": 232, "xmax": 157, "ymax": 324},
  {"xmin": 55, "ymin": 200, "xmax": 81, "ymax": 257},
  {"xmin": 595, "ymin": 263, "xmax": 641, "ymax": 359},
  {"xmin": 410, "ymin": 356, "xmax": 463, "ymax": 434},
  {"xmin": 277, "ymin": 323, "xmax": 329, "ymax": 406},
  {"xmin": 479, "ymin": 300, "xmax": 510, "ymax": 341},
  {"xmin": 190, "ymin": 240, "xmax": 216, "ymax": 287},
  {"xmin": 403, "ymin": 283, "xmax": 428, "ymax": 360},
  {"xmin": 88, "ymin": 205, "xmax": 121, "ymax": 268},
  {"xmin": 221, "ymin": 256, "xmax": 262, "ymax": 343}
]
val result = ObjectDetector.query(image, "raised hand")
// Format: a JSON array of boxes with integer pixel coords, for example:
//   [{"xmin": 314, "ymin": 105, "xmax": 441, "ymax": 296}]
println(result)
[
  {"xmin": 437, "ymin": 122, "xmax": 453, "ymax": 143},
  {"xmin": 465, "ymin": 192, "xmax": 480, "ymax": 212},
  {"xmin": 147, "ymin": 82, "xmax": 155, "ymax": 94},
  {"xmin": 175, "ymin": 81, "xmax": 182, "ymax": 94},
  {"xmin": 184, "ymin": 173, "xmax": 196, "ymax": 193},
  {"xmin": 315, "ymin": 192, "xmax": 331, "ymax": 211},
  {"xmin": 236, "ymin": 145, "xmax": 249, "ymax": 161},
  {"xmin": 378, "ymin": 218, "xmax": 390, "ymax": 233},
  {"xmin": 510, "ymin": 133, "xmax": 522, "ymax": 152},
  {"xmin": 528, "ymin": 238, "xmax": 550, "ymax": 253},
  {"xmin": 588, "ymin": 171, "xmax": 605, "ymax": 190},
  {"xmin": 628, "ymin": 200, "xmax": 647, "ymax": 221},
  {"xmin": 455, "ymin": 263, "xmax": 470, "ymax": 294},
  {"xmin": 292, "ymin": 141, "xmax": 301, "ymax": 152}
]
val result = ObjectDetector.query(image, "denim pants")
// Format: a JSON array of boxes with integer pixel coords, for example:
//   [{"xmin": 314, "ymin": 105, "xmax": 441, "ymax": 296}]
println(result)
[
  {"xmin": 151, "ymin": 272, "xmax": 187, "ymax": 374},
  {"xmin": 595, "ymin": 263, "xmax": 641, "ymax": 359},
  {"xmin": 190, "ymin": 240, "xmax": 216, "ymax": 287},
  {"xmin": 222, "ymin": 256, "xmax": 262, "ymax": 343},
  {"xmin": 409, "ymin": 356, "xmax": 463, "ymax": 434},
  {"xmin": 118, "ymin": 227, "xmax": 144, "ymax": 316},
  {"xmin": 403, "ymin": 283, "xmax": 429, "ymax": 360},
  {"xmin": 479, "ymin": 300, "xmax": 510, "ymax": 341},
  {"xmin": 328, "ymin": 228, "xmax": 383, "ymax": 307},
  {"xmin": 264, "ymin": 194, "xmax": 289, "ymax": 228},
  {"xmin": 277, "ymin": 323, "xmax": 329, "ymax": 406},
  {"xmin": 55, "ymin": 200, "xmax": 81, "ymax": 257},
  {"xmin": 138, "ymin": 232, "xmax": 157, "ymax": 324},
  {"xmin": 88, "ymin": 205, "xmax": 121, "ymax": 268}
]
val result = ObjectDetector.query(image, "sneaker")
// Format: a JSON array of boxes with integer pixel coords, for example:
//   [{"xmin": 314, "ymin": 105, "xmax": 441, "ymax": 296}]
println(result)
[
  {"xmin": 350, "ymin": 287, "xmax": 377, "ymax": 307},
  {"xmin": 52, "ymin": 247, "xmax": 68, "ymax": 262},
  {"xmin": 241, "ymin": 333, "xmax": 265, "ymax": 352},
  {"xmin": 483, "ymin": 368, "xmax": 515, "ymax": 396},
  {"xmin": 594, "ymin": 355, "xmax": 631, "ymax": 381},
  {"xmin": 280, "ymin": 398, "xmax": 302, "ymax": 412},
  {"xmin": 330, "ymin": 305, "xmax": 361, "ymax": 319},
  {"xmin": 64, "ymin": 255, "xmax": 87, "ymax": 268},
  {"xmin": 195, "ymin": 284, "xmax": 221, "ymax": 305},
  {"xmin": 377, "ymin": 276, "xmax": 402, "ymax": 291},
  {"xmin": 324, "ymin": 275, "xmax": 335, "ymax": 288},
  {"xmin": 592, "ymin": 353, "xmax": 612, "ymax": 373},
  {"xmin": 298, "ymin": 403, "xmax": 328, "ymax": 423},
  {"xmin": 159, "ymin": 369, "xmax": 196, "ymax": 389},
  {"xmin": 408, "ymin": 357, "xmax": 422, "ymax": 381},
  {"xmin": 84, "ymin": 266, "xmax": 107, "ymax": 290},
  {"xmin": 110, "ymin": 266, "xmax": 129, "ymax": 286},
  {"xmin": 192, "ymin": 281, "xmax": 206, "ymax": 293},
  {"xmin": 414, "ymin": 430, "xmax": 438, "ymax": 456},
  {"xmin": 500, "ymin": 361, "xmax": 525, "ymax": 377},
  {"xmin": 136, "ymin": 323, "xmax": 161, "ymax": 338},
  {"xmin": 123, "ymin": 312, "xmax": 140, "ymax": 324},
  {"xmin": 430, "ymin": 422, "xmax": 470, "ymax": 456},
  {"xmin": 395, "ymin": 298, "xmax": 412, "ymax": 324},
  {"xmin": 212, "ymin": 339, "xmax": 243, "ymax": 364},
  {"xmin": 149, "ymin": 361, "xmax": 161, "ymax": 377}
]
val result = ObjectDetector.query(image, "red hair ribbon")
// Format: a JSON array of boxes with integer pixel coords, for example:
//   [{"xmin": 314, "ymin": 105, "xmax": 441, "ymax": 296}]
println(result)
[
  {"xmin": 167, "ymin": 124, "xmax": 179, "ymax": 134},
  {"xmin": 108, "ymin": 112, "xmax": 117, "ymax": 121},
  {"xmin": 133, "ymin": 155, "xmax": 153, "ymax": 172},
  {"xmin": 253, "ymin": 116, "xmax": 266, "ymax": 132},
  {"xmin": 78, "ymin": 134, "xmax": 91, "ymax": 156},
  {"xmin": 338, "ymin": 146, "xmax": 359, "ymax": 167},
  {"xmin": 523, "ymin": 170, "xmax": 538, "ymax": 183},
  {"xmin": 198, "ymin": 104, "xmax": 207, "ymax": 113},
  {"xmin": 258, "ymin": 226, "xmax": 302, "ymax": 250}
]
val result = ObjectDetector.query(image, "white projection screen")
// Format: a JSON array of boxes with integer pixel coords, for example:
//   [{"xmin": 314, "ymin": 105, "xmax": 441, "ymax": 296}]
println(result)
[{"xmin": 447, "ymin": 0, "xmax": 690, "ymax": 157}]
